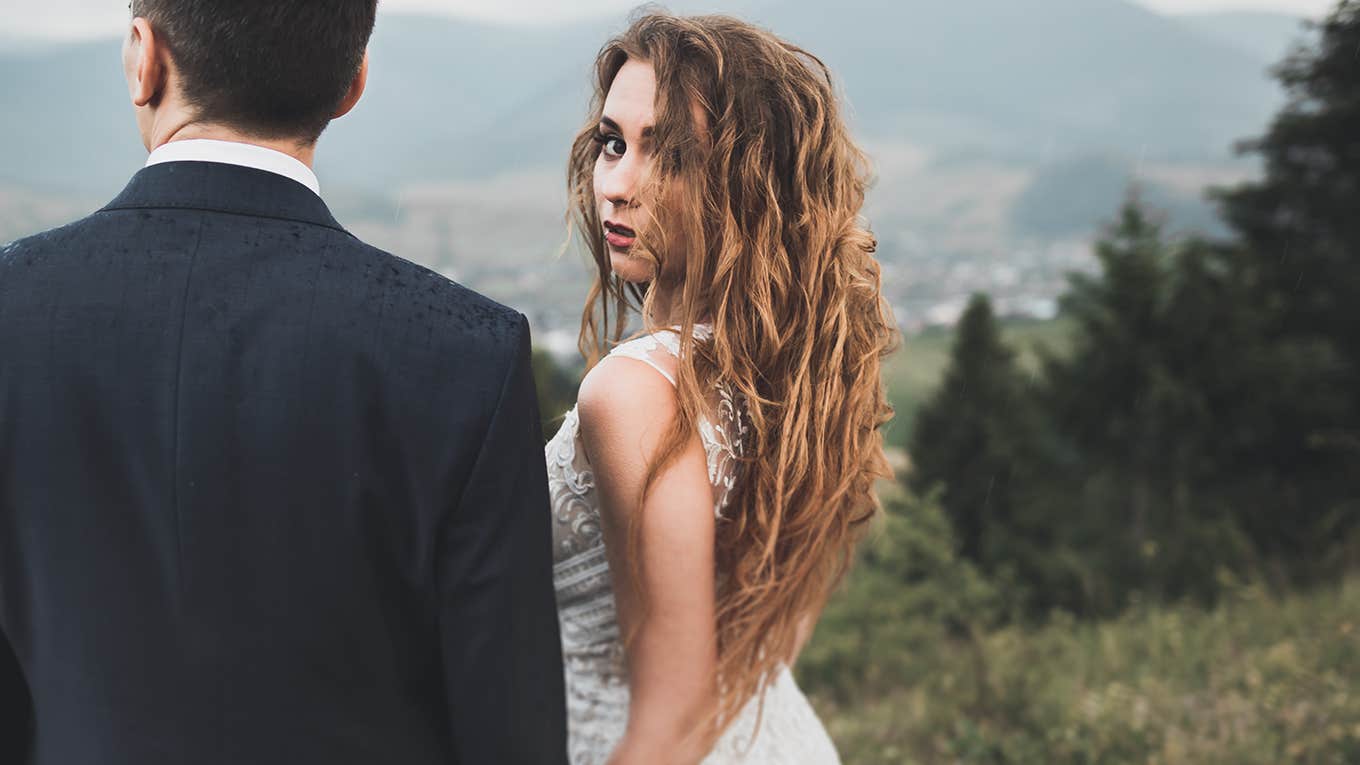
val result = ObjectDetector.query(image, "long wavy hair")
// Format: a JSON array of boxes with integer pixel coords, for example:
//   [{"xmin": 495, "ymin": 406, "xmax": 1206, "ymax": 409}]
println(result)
[{"xmin": 567, "ymin": 11, "xmax": 896, "ymax": 732}]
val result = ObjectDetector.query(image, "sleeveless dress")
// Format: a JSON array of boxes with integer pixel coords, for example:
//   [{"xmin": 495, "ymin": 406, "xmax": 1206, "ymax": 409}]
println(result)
[{"xmin": 543, "ymin": 329, "xmax": 841, "ymax": 764}]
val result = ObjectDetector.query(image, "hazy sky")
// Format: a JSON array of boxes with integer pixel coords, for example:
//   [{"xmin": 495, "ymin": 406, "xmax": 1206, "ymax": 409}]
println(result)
[{"xmin": 4, "ymin": 0, "xmax": 1341, "ymax": 42}]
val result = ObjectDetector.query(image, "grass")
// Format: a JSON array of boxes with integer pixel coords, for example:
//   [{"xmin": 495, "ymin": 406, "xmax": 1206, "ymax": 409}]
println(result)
[{"xmin": 806, "ymin": 574, "xmax": 1360, "ymax": 764}]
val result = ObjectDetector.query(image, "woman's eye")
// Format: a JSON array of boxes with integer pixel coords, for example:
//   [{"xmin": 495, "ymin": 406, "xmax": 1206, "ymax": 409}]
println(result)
[{"xmin": 602, "ymin": 137, "xmax": 626, "ymax": 159}]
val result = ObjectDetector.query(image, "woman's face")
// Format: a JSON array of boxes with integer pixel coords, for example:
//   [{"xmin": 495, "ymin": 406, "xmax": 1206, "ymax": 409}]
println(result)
[{"xmin": 593, "ymin": 58, "xmax": 659, "ymax": 284}]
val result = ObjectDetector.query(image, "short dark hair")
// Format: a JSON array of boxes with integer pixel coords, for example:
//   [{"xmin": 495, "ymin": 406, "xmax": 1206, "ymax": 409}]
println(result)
[{"xmin": 132, "ymin": 1, "xmax": 378, "ymax": 142}]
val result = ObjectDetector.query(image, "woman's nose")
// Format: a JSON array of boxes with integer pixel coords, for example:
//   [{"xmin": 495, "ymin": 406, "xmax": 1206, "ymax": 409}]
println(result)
[{"xmin": 600, "ymin": 160, "xmax": 638, "ymax": 208}]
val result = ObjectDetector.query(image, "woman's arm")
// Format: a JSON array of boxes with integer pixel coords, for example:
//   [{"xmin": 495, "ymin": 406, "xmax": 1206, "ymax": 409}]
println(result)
[{"xmin": 577, "ymin": 355, "xmax": 719, "ymax": 765}]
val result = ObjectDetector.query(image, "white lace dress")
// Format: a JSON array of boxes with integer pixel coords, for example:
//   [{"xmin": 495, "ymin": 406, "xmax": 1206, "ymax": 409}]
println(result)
[{"xmin": 544, "ymin": 329, "xmax": 841, "ymax": 765}]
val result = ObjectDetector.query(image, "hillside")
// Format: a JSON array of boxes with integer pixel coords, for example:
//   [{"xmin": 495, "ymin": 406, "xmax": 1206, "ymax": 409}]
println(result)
[
  {"xmin": 1181, "ymin": 10, "xmax": 1313, "ymax": 62},
  {"xmin": 0, "ymin": 1, "xmax": 1285, "ymax": 195}
]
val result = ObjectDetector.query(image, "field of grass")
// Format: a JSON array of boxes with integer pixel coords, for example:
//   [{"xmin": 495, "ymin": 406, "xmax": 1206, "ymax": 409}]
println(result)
[
  {"xmin": 882, "ymin": 318, "xmax": 1072, "ymax": 449},
  {"xmin": 805, "ymin": 574, "xmax": 1360, "ymax": 764}
]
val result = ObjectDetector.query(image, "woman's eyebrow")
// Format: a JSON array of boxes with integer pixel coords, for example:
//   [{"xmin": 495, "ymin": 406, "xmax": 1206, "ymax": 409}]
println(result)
[{"xmin": 599, "ymin": 115, "xmax": 655, "ymax": 138}]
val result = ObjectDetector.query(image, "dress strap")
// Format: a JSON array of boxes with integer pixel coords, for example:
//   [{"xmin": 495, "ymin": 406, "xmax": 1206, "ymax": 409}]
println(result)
[
  {"xmin": 605, "ymin": 325, "xmax": 712, "ymax": 386},
  {"xmin": 606, "ymin": 332, "xmax": 681, "ymax": 386}
]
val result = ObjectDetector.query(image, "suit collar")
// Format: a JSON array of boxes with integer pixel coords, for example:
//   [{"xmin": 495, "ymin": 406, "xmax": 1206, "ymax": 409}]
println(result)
[
  {"xmin": 145, "ymin": 139, "xmax": 322, "ymax": 197},
  {"xmin": 101, "ymin": 161, "xmax": 348, "ymax": 234}
]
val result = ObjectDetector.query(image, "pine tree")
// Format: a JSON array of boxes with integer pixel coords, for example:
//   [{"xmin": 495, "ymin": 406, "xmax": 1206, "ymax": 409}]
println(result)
[
  {"xmin": 908, "ymin": 295, "xmax": 1034, "ymax": 569},
  {"xmin": 1212, "ymin": 0, "xmax": 1360, "ymax": 569},
  {"xmin": 1037, "ymin": 201, "xmax": 1182, "ymax": 607},
  {"xmin": 1037, "ymin": 200, "xmax": 1261, "ymax": 608},
  {"xmin": 1216, "ymin": 1, "xmax": 1360, "ymax": 364}
]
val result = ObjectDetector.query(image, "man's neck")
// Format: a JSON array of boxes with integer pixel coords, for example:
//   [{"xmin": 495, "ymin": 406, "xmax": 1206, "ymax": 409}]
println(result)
[{"xmin": 154, "ymin": 123, "xmax": 316, "ymax": 169}]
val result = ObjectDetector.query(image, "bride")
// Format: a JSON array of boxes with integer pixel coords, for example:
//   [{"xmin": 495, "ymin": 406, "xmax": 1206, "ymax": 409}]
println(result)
[{"xmin": 545, "ymin": 12, "xmax": 895, "ymax": 764}]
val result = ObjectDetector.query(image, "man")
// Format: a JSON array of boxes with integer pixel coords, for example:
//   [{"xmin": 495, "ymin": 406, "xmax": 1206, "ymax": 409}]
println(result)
[{"xmin": 0, "ymin": 2, "xmax": 566, "ymax": 762}]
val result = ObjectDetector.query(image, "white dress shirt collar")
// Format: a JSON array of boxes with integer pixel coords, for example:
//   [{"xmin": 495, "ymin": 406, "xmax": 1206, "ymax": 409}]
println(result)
[{"xmin": 145, "ymin": 139, "xmax": 321, "ymax": 197}]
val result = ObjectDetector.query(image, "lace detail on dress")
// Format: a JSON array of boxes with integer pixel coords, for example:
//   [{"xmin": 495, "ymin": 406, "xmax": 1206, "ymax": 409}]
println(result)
[
  {"xmin": 702, "ymin": 380, "xmax": 748, "ymax": 519},
  {"xmin": 605, "ymin": 328, "xmax": 748, "ymax": 518},
  {"xmin": 544, "ymin": 328, "xmax": 838, "ymax": 764},
  {"xmin": 545, "ymin": 403, "xmax": 631, "ymax": 763},
  {"xmin": 546, "ymin": 408, "xmax": 601, "ymax": 560}
]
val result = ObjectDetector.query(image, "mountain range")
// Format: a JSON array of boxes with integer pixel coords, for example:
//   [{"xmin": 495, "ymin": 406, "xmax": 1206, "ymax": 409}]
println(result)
[
  {"xmin": 0, "ymin": 1, "xmax": 1307, "ymax": 195},
  {"xmin": 0, "ymin": 1, "xmax": 1316, "ymax": 328}
]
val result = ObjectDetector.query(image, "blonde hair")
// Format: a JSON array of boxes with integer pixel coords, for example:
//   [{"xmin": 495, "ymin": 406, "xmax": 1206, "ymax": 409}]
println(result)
[{"xmin": 567, "ymin": 11, "xmax": 896, "ymax": 732}]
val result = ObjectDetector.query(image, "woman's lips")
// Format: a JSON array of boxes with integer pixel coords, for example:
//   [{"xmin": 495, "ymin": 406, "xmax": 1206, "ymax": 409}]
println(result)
[
  {"xmin": 605, "ymin": 231, "xmax": 635, "ymax": 248},
  {"xmin": 604, "ymin": 221, "xmax": 636, "ymax": 249}
]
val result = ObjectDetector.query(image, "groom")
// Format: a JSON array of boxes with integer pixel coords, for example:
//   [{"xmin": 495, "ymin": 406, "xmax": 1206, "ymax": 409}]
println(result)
[{"xmin": 0, "ymin": 2, "xmax": 566, "ymax": 763}]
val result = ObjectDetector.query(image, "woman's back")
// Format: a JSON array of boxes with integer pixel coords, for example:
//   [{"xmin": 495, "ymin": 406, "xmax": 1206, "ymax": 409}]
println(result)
[{"xmin": 544, "ymin": 329, "xmax": 840, "ymax": 764}]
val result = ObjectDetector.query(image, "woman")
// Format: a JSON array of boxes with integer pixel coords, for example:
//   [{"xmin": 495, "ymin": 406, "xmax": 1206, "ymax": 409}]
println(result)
[{"xmin": 545, "ymin": 12, "xmax": 894, "ymax": 764}]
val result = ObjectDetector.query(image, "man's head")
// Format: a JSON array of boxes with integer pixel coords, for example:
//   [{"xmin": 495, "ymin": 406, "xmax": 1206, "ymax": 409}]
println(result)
[{"xmin": 123, "ymin": 1, "xmax": 378, "ymax": 149}]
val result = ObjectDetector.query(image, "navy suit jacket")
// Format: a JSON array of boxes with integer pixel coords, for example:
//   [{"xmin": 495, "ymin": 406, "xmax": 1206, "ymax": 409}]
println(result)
[{"xmin": 0, "ymin": 161, "xmax": 567, "ymax": 764}]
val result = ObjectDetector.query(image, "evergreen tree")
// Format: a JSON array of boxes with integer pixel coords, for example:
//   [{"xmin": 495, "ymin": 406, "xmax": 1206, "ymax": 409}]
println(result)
[
  {"xmin": 1038, "ymin": 201, "xmax": 1180, "ymax": 608},
  {"xmin": 909, "ymin": 295, "xmax": 1034, "ymax": 570},
  {"xmin": 1216, "ymin": 1, "xmax": 1360, "ymax": 367},
  {"xmin": 1212, "ymin": 0, "xmax": 1360, "ymax": 569},
  {"xmin": 1038, "ymin": 200, "xmax": 1259, "ymax": 609}
]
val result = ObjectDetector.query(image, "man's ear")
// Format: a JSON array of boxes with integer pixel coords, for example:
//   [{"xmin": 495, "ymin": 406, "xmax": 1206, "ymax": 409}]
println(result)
[
  {"xmin": 331, "ymin": 51, "xmax": 369, "ymax": 120},
  {"xmin": 125, "ymin": 17, "xmax": 169, "ymax": 109}
]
